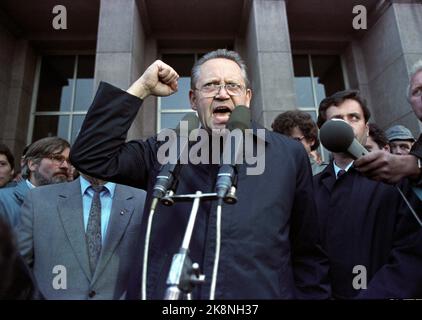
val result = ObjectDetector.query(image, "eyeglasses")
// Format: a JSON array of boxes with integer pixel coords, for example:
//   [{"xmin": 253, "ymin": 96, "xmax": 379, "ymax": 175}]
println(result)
[
  {"xmin": 48, "ymin": 153, "xmax": 70, "ymax": 165},
  {"xmin": 195, "ymin": 83, "xmax": 245, "ymax": 97}
]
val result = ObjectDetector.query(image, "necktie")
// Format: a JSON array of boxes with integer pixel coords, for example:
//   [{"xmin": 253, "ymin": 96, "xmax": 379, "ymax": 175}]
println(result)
[
  {"xmin": 337, "ymin": 169, "xmax": 346, "ymax": 179},
  {"xmin": 86, "ymin": 185, "xmax": 104, "ymax": 275}
]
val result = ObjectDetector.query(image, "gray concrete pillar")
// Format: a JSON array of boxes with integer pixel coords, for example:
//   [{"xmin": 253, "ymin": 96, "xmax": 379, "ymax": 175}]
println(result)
[
  {"xmin": 1, "ymin": 38, "xmax": 36, "ymax": 163},
  {"xmin": 343, "ymin": 42, "xmax": 374, "ymax": 117},
  {"xmin": 394, "ymin": 2, "xmax": 422, "ymax": 133},
  {"xmin": 356, "ymin": 3, "xmax": 422, "ymax": 134},
  {"xmin": 95, "ymin": 0, "xmax": 150, "ymax": 139},
  {"xmin": 0, "ymin": 24, "xmax": 15, "ymax": 144},
  {"xmin": 245, "ymin": 0, "xmax": 296, "ymax": 128},
  {"xmin": 129, "ymin": 38, "xmax": 158, "ymax": 140}
]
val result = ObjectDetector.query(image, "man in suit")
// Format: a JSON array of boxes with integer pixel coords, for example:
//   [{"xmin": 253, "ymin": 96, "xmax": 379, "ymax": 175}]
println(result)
[
  {"xmin": 70, "ymin": 49, "xmax": 330, "ymax": 299},
  {"xmin": 0, "ymin": 137, "xmax": 71, "ymax": 227},
  {"xmin": 16, "ymin": 174, "xmax": 146, "ymax": 299},
  {"xmin": 313, "ymin": 90, "xmax": 422, "ymax": 299}
]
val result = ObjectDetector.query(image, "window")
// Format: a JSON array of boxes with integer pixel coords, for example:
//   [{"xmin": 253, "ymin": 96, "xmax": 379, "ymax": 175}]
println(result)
[
  {"xmin": 29, "ymin": 55, "xmax": 95, "ymax": 144},
  {"xmin": 157, "ymin": 53, "xmax": 205, "ymax": 131},
  {"xmin": 293, "ymin": 54, "xmax": 345, "ymax": 120},
  {"xmin": 293, "ymin": 54, "xmax": 346, "ymax": 160}
]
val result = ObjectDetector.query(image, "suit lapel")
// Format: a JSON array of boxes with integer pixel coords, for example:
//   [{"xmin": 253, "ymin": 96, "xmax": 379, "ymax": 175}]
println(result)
[
  {"xmin": 57, "ymin": 179, "xmax": 92, "ymax": 281},
  {"xmin": 321, "ymin": 163, "xmax": 336, "ymax": 192},
  {"xmin": 91, "ymin": 184, "xmax": 135, "ymax": 285}
]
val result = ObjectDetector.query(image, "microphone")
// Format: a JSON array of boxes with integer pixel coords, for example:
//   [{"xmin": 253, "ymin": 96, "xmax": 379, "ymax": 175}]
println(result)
[
  {"xmin": 215, "ymin": 105, "xmax": 251, "ymax": 202},
  {"xmin": 152, "ymin": 113, "xmax": 199, "ymax": 200},
  {"xmin": 320, "ymin": 119, "xmax": 368, "ymax": 159}
]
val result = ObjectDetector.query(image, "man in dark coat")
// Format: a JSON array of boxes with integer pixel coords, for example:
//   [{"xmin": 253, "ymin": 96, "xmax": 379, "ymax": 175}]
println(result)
[
  {"xmin": 70, "ymin": 49, "xmax": 330, "ymax": 299},
  {"xmin": 314, "ymin": 90, "xmax": 422, "ymax": 299}
]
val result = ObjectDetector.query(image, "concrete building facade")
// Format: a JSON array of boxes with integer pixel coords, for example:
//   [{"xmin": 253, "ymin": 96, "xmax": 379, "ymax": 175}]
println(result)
[{"xmin": 0, "ymin": 0, "xmax": 421, "ymax": 167}]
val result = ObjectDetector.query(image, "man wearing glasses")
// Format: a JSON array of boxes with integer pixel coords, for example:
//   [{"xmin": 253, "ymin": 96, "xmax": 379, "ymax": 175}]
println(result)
[
  {"xmin": 0, "ymin": 136, "xmax": 70, "ymax": 227},
  {"xmin": 71, "ymin": 49, "xmax": 329, "ymax": 299}
]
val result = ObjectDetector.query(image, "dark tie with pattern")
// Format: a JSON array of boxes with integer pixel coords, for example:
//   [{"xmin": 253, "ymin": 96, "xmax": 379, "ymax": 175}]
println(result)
[
  {"xmin": 337, "ymin": 169, "xmax": 346, "ymax": 179},
  {"xmin": 86, "ymin": 185, "xmax": 104, "ymax": 275}
]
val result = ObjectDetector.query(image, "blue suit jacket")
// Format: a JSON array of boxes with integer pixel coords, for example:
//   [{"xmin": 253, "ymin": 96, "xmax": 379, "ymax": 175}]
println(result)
[
  {"xmin": 16, "ymin": 178, "xmax": 147, "ymax": 299},
  {"xmin": 0, "ymin": 180, "xmax": 30, "ymax": 227}
]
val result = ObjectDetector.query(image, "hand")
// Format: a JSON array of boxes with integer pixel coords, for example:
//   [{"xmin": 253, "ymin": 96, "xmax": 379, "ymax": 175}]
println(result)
[
  {"xmin": 354, "ymin": 150, "xmax": 420, "ymax": 184},
  {"xmin": 127, "ymin": 60, "xmax": 179, "ymax": 99}
]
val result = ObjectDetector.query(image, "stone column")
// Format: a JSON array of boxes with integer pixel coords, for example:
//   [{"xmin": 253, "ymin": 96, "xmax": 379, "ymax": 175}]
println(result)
[
  {"xmin": 350, "ymin": 2, "xmax": 422, "ymax": 134},
  {"xmin": 245, "ymin": 0, "xmax": 296, "ymax": 128},
  {"xmin": 0, "ymin": 35, "xmax": 36, "ymax": 163},
  {"xmin": 95, "ymin": 0, "xmax": 152, "ymax": 139}
]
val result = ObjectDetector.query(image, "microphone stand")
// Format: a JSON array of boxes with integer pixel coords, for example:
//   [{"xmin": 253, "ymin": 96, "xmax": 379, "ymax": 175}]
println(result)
[
  {"xmin": 164, "ymin": 191, "xmax": 215, "ymax": 300},
  {"xmin": 161, "ymin": 161, "xmax": 239, "ymax": 300}
]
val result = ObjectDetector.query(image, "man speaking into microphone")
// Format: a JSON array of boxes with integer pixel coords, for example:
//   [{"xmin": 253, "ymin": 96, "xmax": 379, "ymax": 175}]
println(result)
[
  {"xmin": 314, "ymin": 90, "xmax": 422, "ymax": 299},
  {"xmin": 70, "ymin": 49, "xmax": 329, "ymax": 299}
]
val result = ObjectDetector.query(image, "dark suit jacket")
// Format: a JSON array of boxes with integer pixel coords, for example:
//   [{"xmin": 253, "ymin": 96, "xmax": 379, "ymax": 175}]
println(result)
[
  {"xmin": 16, "ymin": 178, "xmax": 146, "ymax": 299},
  {"xmin": 314, "ymin": 163, "xmax": 422, "ymax": 299},
  {"xmin": 70, "ymin": 82, "xmax": 330, "ymax": 299}
]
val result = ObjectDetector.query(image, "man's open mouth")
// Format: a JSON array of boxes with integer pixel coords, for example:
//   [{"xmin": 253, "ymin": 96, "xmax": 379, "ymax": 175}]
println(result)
[{"xmin": 213, "ymin": 106, "xmax": 232, "ymax": 114}]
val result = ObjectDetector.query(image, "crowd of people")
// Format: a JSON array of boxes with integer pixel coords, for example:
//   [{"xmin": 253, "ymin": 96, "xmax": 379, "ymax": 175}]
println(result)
[{"xmin": 0, "ymin": 49, "xmax": 421, "ymax": 300}]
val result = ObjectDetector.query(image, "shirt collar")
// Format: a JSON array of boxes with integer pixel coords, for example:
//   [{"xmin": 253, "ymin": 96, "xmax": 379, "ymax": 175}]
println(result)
[
  {"xmin": 333, "ymin": 160, "xmax": 354, "ymax": 177},
  {"xmin": 79, "ymin": 175, "xmax": 116, "ymax": 198},
  {"xmin": 25, "ymin": 179, "xmax": 36, "ymax": 189}
]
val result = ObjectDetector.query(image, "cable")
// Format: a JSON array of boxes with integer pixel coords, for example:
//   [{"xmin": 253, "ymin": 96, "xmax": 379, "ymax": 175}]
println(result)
[
  {"xmin": 141, "ymin": 197, "xmax": 158, "ymax": 300},
  {"xmin": 396, "ymin": 186, "xmax": 422, "ymax": 227},
  {"xmin": 209, "ymin": 198, "xmax": 223, "ymax": 300}
]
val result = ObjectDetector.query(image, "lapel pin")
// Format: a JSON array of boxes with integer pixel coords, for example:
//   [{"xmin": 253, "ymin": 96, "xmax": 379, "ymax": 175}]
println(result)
[{"xmin": 120, "ymin": 209, "xmax": 126, "ymax": 215}]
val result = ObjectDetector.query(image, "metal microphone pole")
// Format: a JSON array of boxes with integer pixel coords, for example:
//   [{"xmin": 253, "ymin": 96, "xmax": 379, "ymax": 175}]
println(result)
[{"xmin": 164, "ymin": 191, "xmax": 213, "ymax": 300}]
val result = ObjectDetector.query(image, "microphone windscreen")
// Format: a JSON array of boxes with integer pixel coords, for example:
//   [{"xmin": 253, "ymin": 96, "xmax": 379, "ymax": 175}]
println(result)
[
  {"xmin": 175, "ymin": 112, "xmax": 200, "ymax": 136},
  {"xmin": 227, "ymin": 105, "xmax": 251, "ymax": 131},
  {"xmin": 320, "ymin": 119, "xmax": 355, "ymax": 153}
]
